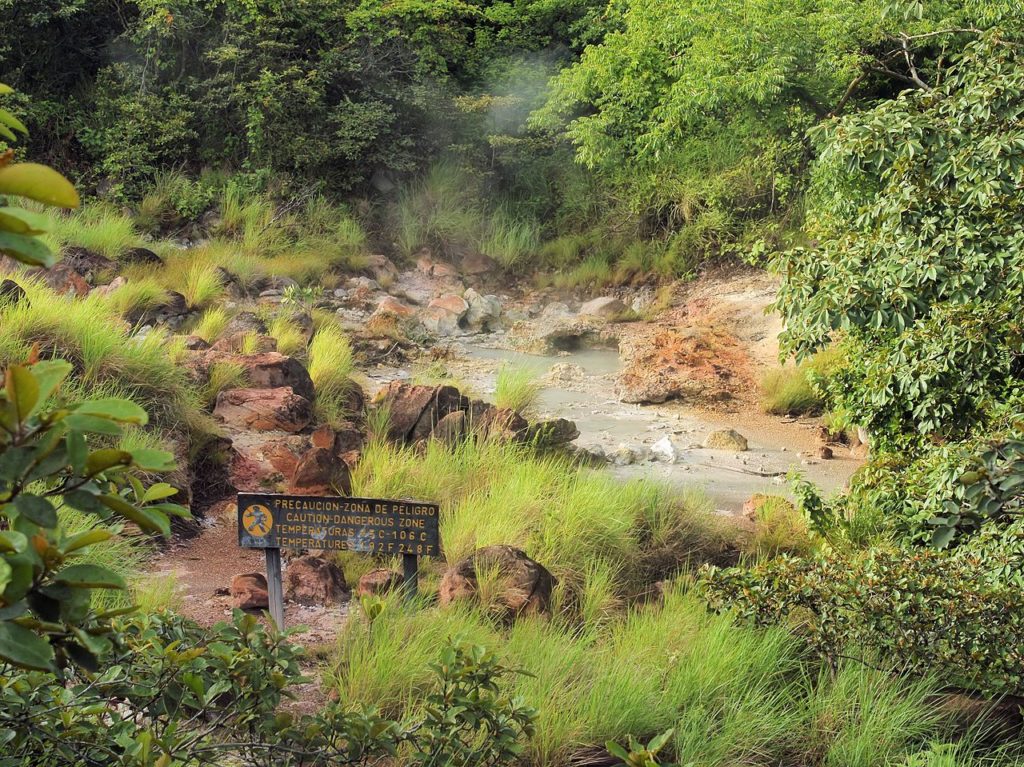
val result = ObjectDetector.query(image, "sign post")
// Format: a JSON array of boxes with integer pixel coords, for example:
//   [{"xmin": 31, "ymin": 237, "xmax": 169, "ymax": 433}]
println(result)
[{"xmin": 237, "ymin": 492, "xmax": 441, "ymax": 626}]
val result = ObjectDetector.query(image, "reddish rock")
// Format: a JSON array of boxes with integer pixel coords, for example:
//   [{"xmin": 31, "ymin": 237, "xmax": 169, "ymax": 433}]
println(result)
[
  {"xmin": 41, "ymin": 263, "xmax": 90, "ymax": 297},
  {"xmin": 742, "ymin": 493, "xmax": 770, "ymax": 520},
  {"xmin": 285, "ymin": 555, "xmax": 348, "ymax": 606},
  {"xmin": 311, "ymin": 424, "xmax": 337, "ymax": 450},
  {"xmin": 816, "ymin": 445, "xmax": 834, "ymax": 460},
  {"xmin": 432, "ymin": 410, "xmax": 467, "ymax": 445},
  {"xmin": 61, "ymin": 246, "xmax": 114, "ymax": 280},
  {"xmin": 374, "ymin": 296, "xmax": 415, "ymax": 318},
  {"xmin": 230, "ymin": 572, "xmax": 269, "ymax": 610},
  {"xmin": 356, "ymin": 569, "xmax": 403, "ymax": 597},
  {"xmin": 474, "ymin": 407, "xmax": 529, "ymax": 442},
  {"xmin": 211, "ymin": 333, "xmax": 277, "ymax": 354},
  {"xmin": 438, "ymin": 545, "xmax": 556, "ymax": 620},
  {"xmin": 376, "ymin": 383, "xmax": 469, "ymax": 443},
  {"xmin": 428, "ymin": 294, "xmax": 469, "ymax": 319},
  {"xmin": 195, "ymin": 352, "xmax": 316, "ymax": 402},
  {"xmin": 432, "ymin": 261, "xmax": 460, "ymax": 279},
  {"xmin": 365, "ymin": 254, "xmax": 398, "ymax": 281},
  {"xmin": 214, "ymin": 387, "xmax": 313, "ymax": 433},
  {"xmin": 419, "ymin": 305, "xmax": 461, "ymax": 336},
  {"xmin": 184, "ymin": 335, "xmax": 210, "ymax": 350},
  {"xmin": 291, "ymin": 446, "xmax": 352, "ymax": 494}
]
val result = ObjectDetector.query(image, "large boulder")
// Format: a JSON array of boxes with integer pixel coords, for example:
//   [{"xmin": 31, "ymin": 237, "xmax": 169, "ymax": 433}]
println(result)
[
  {"xmin": 61, "ymin": 246, "xmax": 114, "ymax": 282},
  {"xmin": 578, "ymin": 296, "xmax": 627, "ymax": 319},
  {"xmin": 438, "ymin": 545, "xmax": 556, "ymax": 620},
  {"xmin": 285, "ymin": 555, "xmax": 348, "ymax": 606},
  {"xmin": 376, "ymin": 383, "xmax": 469, "ymax": 443},
  {"xmin": 703, "ymin": 429, "xmax": 748, "ymax": 451},
  {"xmin": 120, "ymin": 246, "xmax": 163, "ymax": 266},
  {"xmin": 291, "ymin": 446, "xmax": 352, "ymax": 494},
  {"xmin": 40, "ymin": 263, "xmax": 90, "ymax": 297},
  {"xmin": 419, "ymin": 305, "xmax": 461, "ymax": 336},
  {"xmin": 214, "ymin": 387, "xmax": 313, "ymax": 433},
  {"xmin": 431, "ymin": 410, "xmax": 468, "ymax": 445},
  {"xmin": 197, "ymin": 352, "xmax": 316, "ymax": 402},
  {"xmin": 463, "ymin": 288, "xmax": 502, "ymax": 331},
  {"xmin": 373, "ymin": 296, "xmax": 415, "ymax": 318},
  {"xmin": 230, "ymin": 573, "xmax": 269, "ymax": 610},
  {"xmin": 428, "ymin": 294, "xmax": 469, "ymax": 320},
  {"xmin": 474, "ymin": 406, "xmax": 529, "ymax": 442}
]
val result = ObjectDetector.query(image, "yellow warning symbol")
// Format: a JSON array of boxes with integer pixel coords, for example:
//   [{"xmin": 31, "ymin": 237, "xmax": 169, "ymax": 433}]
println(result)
[{"xmin": 242, "ymin": 504, "xmax": 273, "ymax": 537}]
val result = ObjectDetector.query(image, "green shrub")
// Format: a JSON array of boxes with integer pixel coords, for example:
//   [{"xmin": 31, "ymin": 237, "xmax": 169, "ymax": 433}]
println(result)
[
  {"xmin": 760, "ymin": 347, "xmax": 842, "ymax": 416},
  {"xmin": 702, "ymin": 548, "xmax": 1024, "ymax": 695},
  {"xmin": 193, "ymin": 306, "xmax": 233, "ymax": 343},
  {"xmin": 743, "ymin": 495, "xmax": 816, "ymax": 560},
  {"xmin": 480, "ymin": 207, "xmax": 540, "ymax": 269}
]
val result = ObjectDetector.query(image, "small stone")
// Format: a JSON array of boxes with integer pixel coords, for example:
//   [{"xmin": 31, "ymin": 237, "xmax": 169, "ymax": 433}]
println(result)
[
  {"xmin": 703, "ymin": 429, "xmax": 748, "ymax": 451},
  {"xmin": 816, "ymin": 445, "xmax": 834, "ymax": 460},
  {"xmin": 650, "ymin": 436, "xmax": 679, "ymax": 463},
  {"xmin": 356, "ymin": 569, "xmax": 402, "ymax": 597},
  {"xmin": 285, "ymin": 556, "xmax": 348, "ymax": 606},
  {"xmin": 230, "ymin": 573, "xmax": 269, "ymax": 610},
  {"xmin": 578, "ymin": 296, "xmax": 627, "ymax": 318}
]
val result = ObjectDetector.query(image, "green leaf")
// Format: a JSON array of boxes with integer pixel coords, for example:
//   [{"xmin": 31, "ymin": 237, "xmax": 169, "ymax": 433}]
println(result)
[
  {"xmin": 5, "ymin": 365, "xmax": 39, "ymax": 423},
  {"xmin": 0, "ymin": 163, "xmax": 80, "ymax": 208},
  {"xmin": 0, "ymin": 621, "xmax": 55, "ymax": 671},
  {"xmin": 0, "ymin": 230, "xmax": 55, "ymax": 267},
  {"xmin": 142, "ymin": 482, "xmax": 180, "ymax": 503},
  {"xmin": 62, "ymin": 528, "xmax": 113, "ymax": 553},
  {"xmin": 0, "ymin": 558, "xmax": 10, "ymax": 596},
  {"xmin": 0, "ymin": 109, "xmax": 28, "ymax": 136},
  {"xmin": 12, "ymin": 495, "xmax": 56, "ymax": 527},
  {"xmin": 931, "ymin": 526, "xmax": 956, "ymax": 549},
  {"xmin": 99, "ymin": 494, "xmax": 171, "ymax": 537},
  {"xmin": 30, "ymin": 360, "xmax": 72, "ymax": 412},
  {"xmin": 63, "ymin": 413, "xmax": 124, "ymax": 435},
  {"xmin": 0, "ymin": 206, "xmax": 51, "ymax": 235},
  {"xmin": 129, "ymin": 449, "xmax": 176, "ymax": 472},
  {"xmin": 85, "ymin": 448, "xmax": 132, "ymax": 475},
  {"xmin": 0, "ymin": 530, "xmax": 28, "ymax": 554},
  {"xmin": 54, "ymin": 563, "xmax": 126, "ymax": 589},
  {"xmin": 75, "ymin": 398, "xmax": 148, "ymax": 425}
]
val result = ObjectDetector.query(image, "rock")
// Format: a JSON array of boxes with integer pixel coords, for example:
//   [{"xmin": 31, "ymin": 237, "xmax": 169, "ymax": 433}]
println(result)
[
  {"xmin": 41, "ymin": 263, "xmax": 90, "ymax": 297},
  {"xmin": 224, "ymin": 311, "xmax": 267, "ymax": 336},
  {"xmin": 0, "ymin": 278, "xmax": 26, "ymax": 306},
  {"xmin": 526, "ymin": 419, "xmax": 580, "ymax": 447},
  {"xmin": 650, "ymin": 435, "xmax": 679, "ymax": 463},
  {"xmin": 474, "ymin": 406, "xmax": 529, "ymax": 442},
  {"xmin": 214, "ymin": 387, "xmax": 313, "ymax": 433},
  {"xmin": 540, "ymin": 302, "xmax": 571, "ymax": 319},
  {"xmin": 703, "ymin": 429, "xmax": 749, "ymax": 451},
  {"xmin": 234, "ymin": 352, "xmax": 315, "ymax": 402},
  {"xmin": 90, "ymin": 275, "xmax": 127, "ymax": 298},
  {"xmin": 429, "ymin": 294, "xmax": 469, "ymax": 320},
  {"xmin": 578, "ymin": 296, "xmax": 627, "ymax": 318},
  {"xmin": 211, "ymin": 333, "xmax": 277, "ymax": 354},
  {"xmin": 461, "ymin": 253, "xmax": 499, "ymax": 276},
  {"xmin": 184, "ymin": 335, "xmax": 210, "ymax": 351},
  {"xmin": 61, "ymin": 246, "xmax": 114, "ymax": 281},
  {"xmin": 816, "ymin": 445, "xmax": 834, "ymax": 460},
  {"xmin": 546, "ymin": 363, "xmax": 585, "ymax": 385},
  {"xmin": 291, "ymin": 446, "xmax": 352, "ymax": 494},
  {"xmin": 376, "ymin": 383, "xmax": 470, "ymax": 444},
  {"xmin": 120, "ymin": 246, "xmax": 163, "ymax": 266},
  {"xmin": 432, "ymin": 410, "xmax": 468, "ymax": 445},
  {"xmin": 284, "ymin": 555, "xmax": 348, "ymax": 605},
  {"xmin": 230, "ymin": 573, "xmax": 269, "ymax": 610},
  {"xmin": 365, "ymin": 254, "xmax": 398, "ymax": 282},
  {"xmin": 419, "ymin": 305, "xmax": 461, "ymax": 336},
  {"xmin": 616, "ymin": 371, "xmax": 683, "ymax": 405},
  {"xmin": 374, "ymin": 296, "xmax": 415, "ymax": 318},
  {"xmin": 310, "ymin": 424, "xmax": 338, "ymax": 450},
  {"xmin": 463, "ymin": 288, "xmax": 502, "ymax": 331},
  {"xmin": 742, "ymin": 493, "xmax": 771, "ymax": 520},
  {"xmin": 349, "ymin": 276, "xmax": 382, "ymax": 293},
  {"xmin": 438, "ymin": 545, "xmax": 556, "ymax": 620},
  {"xmin": 612, "ymin": 445, "xmax": 638, "ymax": 466},
  {"xmin": 356, "ymin": 569, "xmax": 402, "ymax": 597}
]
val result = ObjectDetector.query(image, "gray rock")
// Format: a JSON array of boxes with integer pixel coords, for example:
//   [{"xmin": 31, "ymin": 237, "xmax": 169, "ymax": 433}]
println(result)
[
  {"xmin": 703, "ymin": 429, "xmax": 749, "ymax": 451},
  {"xmin": 650, "ymin": 435, "xmax": 680, "ymax": 463},
  {"xmin": 419, "ymin": 306, "xmax": 461, "ymax": 336},
  {"xmin": 463, "ymin": 288, "xmax": 502, "ymax": 331},
  {"xmin": 579, "ymin": 296, "xmax": 627, "ymax": 318},
  {"xmin": 612, "ymin": 444, "xmax": 638, "ymax": 466}
]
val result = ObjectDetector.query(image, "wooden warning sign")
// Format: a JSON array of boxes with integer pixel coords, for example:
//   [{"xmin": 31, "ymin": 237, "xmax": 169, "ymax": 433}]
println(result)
[{"xmin": 237, "ymin": 492, "xmax": 440, "ymax": 556}]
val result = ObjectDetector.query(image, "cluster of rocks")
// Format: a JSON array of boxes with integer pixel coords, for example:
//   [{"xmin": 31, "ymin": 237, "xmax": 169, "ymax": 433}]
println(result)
[
  {"xmin": 374, "ymin": 381, "xmax": 579, "ymax": 449},
  {"xmin": 231, "ymin": 544, "xmax": 556, "ymax": 624}
]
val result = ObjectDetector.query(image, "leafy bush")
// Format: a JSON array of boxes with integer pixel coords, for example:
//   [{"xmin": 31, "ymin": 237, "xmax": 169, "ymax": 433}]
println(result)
[
  {"xmin": 702, "ymin": 548, "xmax": 1024, "ymax": 695},
  {"xmin": 1, "ymin": 608, "xmax": 535, "ymax": 766}
]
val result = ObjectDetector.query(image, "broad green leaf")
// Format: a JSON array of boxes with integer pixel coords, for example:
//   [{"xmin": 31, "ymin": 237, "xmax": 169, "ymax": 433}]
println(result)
[
  {"xmin": 0, "ymin": 84, "xmax": 13, "ymax": 95},
  {"xmin": 99, "ymin": 494, "xmax": 171, "ymax": 537},
  {"xmin": 75, "ymin": 398, "xmax": 148, "ymax": 425},
  {"xmin": 29, "ymin": 360, "xmax": 72, "ymax": 415},
  {"xmin": 0, "ymin": 163, "xmax": 79, "ymax": 208},
  {"xmin": 142, "ymin": 482, "xmax": 180, "ymax": 503},
  {"xmin": 63, "ymin": 413, "xmax": 124, "ymax": 435},
  {"xmin": 62, "ymin": 528, "xmax": 113, "ymax": 553},
  {"xmin": 0, "ymin": 109, "xmax": 27, "ymax": 136},
  {"xmin": 85, "ymin": 448, "xmax": 132, "ymax": 475},
  {"xmin": 12, "ymin": 495, "xmax": 56, "ymax": 527},
  {"xmin": 130, "ymin": 448, "xmax": 176, "ymax": 472},
  {"xmin": 0, "ymin": 231, "xmax": 54, "ymax": 267},
  {"xmin": 0, "ymin": 621, "xmax": 55, "ymax": 671},
  {"xmin": 54, "ymin": 563, "xmax": 126, "ymax": 589},
  {"xmin": 0, "ymin": 530, "xmax": 28, "ymax": 554},
  {"xmin": 5, "ymin": 365, "xmax": 39, "ymax": 423},
  {"xmin": 0, "ymin": 558, "xmax": 10, "ymax": 595},
  {"xmin": 0, "ymin": 206, "xmax": 51, "ymax": 235}
]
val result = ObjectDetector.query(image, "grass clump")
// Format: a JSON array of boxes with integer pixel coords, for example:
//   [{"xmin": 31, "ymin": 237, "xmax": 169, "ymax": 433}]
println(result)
[
  {"xmin": 203, "ymin": 360, "xmax": 247, "ymax": 408},
  {"xmin": 760, "ymin": 347, "xmax": 843, "ymax": 416},
  {"xmin": 480, "ymin": 206, "xmax": 540, "ymax": 269},
  {"xmin": 181, "ymin": 262, "xmax": 225, "ymax": 310},
  {"xmin": 100, "ymin": 277, "xmax": 169, "ymax": 320},
  {"xmin": 193, "ymin": 306, "xmax": 233, "ymax": 343},
  {"xmin": 743, "ymin": 495, "xmax": 816, "ymax": 560},
  {"xmin": 269, "ymin": 315, "xmax": 308, "ymax": 357},
  {"xmin": 46, "ymin": 202, "xmax": 142, "ymax": 259},
  {"xmin": 493, "ymin": 364, "xmax": 542, "ymax": 416},
  {"xmin": 308, "ymin": 324, "xmax": 356, "ymax": 425}
]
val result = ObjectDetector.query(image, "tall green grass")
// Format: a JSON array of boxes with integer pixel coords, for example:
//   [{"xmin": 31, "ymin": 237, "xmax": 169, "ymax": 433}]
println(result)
[
  {"xmin": 480, "ymin": 207, "xmax": 540, "ymax": 269},
  {"xmin": 330, "ymin": 585, "xmax": 960, "ymax": 767},
  {"xmin": 308, "ymin": 324, "xmax": 356, "ymax": 425},
  {"xmin": 45, "ymin": 203, "xmax": 143, "ymax": 259},
  {"xmin": 760, "ymin": 347, "xmax": 843, "ymax": 416},
  {"xmin": 493, "ymin": 364, "xmax": 542, "ymax": 416}
]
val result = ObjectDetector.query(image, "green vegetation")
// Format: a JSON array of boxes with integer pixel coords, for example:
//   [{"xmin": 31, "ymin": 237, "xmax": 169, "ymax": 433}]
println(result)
[
  {"xmin": 760, "ymin": 348, "xmax": 841, "ymax": 416},
  {"xmin": 308, "ymin": 324, "xmax": 356, "ymax": 425},
  {"xmin": 494, "ymin": 364, "xmax": 542, "ymax": 416},
  {"xmin": 45, "ymin": 203, "xmax": 141, "ymax": 260}
]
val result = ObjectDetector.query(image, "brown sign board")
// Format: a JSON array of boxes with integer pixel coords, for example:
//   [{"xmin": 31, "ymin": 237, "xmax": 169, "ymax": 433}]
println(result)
[{"xmin": 237, "ymin": 492, "xmax": 441, "ymax": 557}]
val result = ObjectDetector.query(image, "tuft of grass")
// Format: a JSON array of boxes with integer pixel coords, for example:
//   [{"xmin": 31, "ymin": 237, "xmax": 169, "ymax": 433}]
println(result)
[
  {"xmin": 100, "ymin": 277, "xmax": 170, "ymax": 320},
  {"xmin": 181, "ymin": 262, "xmax": 225, "ymax": 310},
  {"xmin": 46, "ymin": 203, "xmax": 142, "ymax": 260},
  {"xmin": 480, "ymin": 207, "xmax": 540, "ymax": 269},
  {"xmin": 554, "ymin": 254, "xmax": 614, "ymax": 290},
  {"xmin": 203, "ymin": 360, "xmax": 248, "ymax": 408},
  {"xmin": 743, "ymin": 495, "xmax": 816, "ymax": 560},
  {"xmin": 394, "ymin": 162, "xmax": 484, "ymax": 258},
  {"xmin": 269, "ymin": 315, "xmax": 308, "ymax": 357},
  {"xmin": 494, "ymin": 364, "xmax": 542, "ymax": 416},
  {"xmin": 192, "ymin": 306, "xmax": 233, "ymax": 343},
  {"xmin": 237, "ymin": 331, "xmax": 263, "ymax": 355},
  {"xmin": 308, "ymin": 324, "xmax": 356, "ymax": 425},
  {"xmin": 132, "ymin": 572, "xmax": 182, "ymax": 613},
  {"xmin": 760, "ymin": 347, "xmax": 843, "ymax": 416}
]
